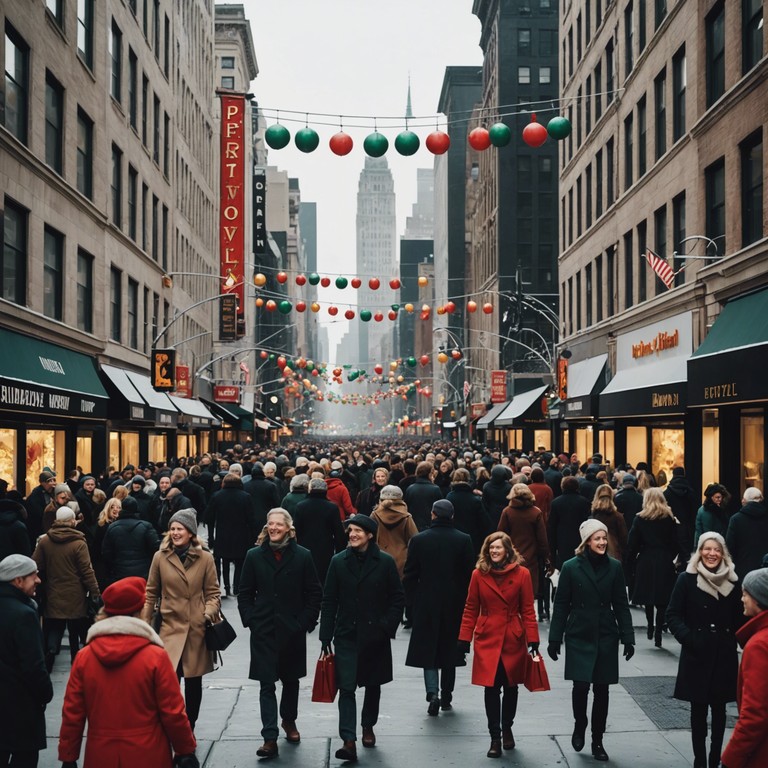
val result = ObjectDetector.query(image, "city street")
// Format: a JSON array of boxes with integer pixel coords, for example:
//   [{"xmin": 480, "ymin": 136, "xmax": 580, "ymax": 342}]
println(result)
[{"xmin": 40, "ymin": 603, "xmax": 733, "ymax": 767}]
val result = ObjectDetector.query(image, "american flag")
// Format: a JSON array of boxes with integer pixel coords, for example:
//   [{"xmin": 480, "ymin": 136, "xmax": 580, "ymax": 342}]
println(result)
[
  {"xmin": 463, "ymin": 381, "xmax": 471, "ymax": 400},
  {"xmin": 645, "ymin": 248, "xmax": 674, "ymax": 289}
]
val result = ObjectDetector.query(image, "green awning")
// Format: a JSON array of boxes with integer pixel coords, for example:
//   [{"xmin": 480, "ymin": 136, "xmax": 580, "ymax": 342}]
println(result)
[
  {"xmin": 203, "ymin": 399, "xmax": 253, "ymax": 431},
  {"xmin": 693, "ymin": 287, "xmax": 768, "ymax": 358},
  {"xmin": 0, "ymin": 328, "xmax": 108, "ymax": 419}
]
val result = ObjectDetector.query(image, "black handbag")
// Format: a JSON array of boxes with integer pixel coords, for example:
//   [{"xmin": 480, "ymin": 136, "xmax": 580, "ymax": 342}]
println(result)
[{"xmin": 205, "ymin": 611, "xmax": 237, "ymax": 651}]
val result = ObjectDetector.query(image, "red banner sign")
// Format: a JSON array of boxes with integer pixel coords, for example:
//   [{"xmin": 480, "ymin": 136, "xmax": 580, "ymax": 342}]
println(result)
[
  {"xmin": 490, "ymin": 370, "xmax": 507, "ymax": 403},
  {"xmin": 219, "ymin": 94, "xmax": 246, "ymax": 313},
  {"xmin": 214, "ymin": 385, "xmax": 240, "ymax": 403},
  {"xmin": 557, "ymin": 358, "xmax": 568, "ymax": 401},
  {"xmin": 174, "ymin": 365, "xmax": 190, "ymax": 398}
]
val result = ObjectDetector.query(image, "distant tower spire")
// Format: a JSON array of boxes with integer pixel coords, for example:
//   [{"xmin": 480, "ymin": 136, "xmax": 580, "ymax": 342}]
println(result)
[{"xmin": 405, "ymin": 75, "xmax": 413, "ymax": 119}]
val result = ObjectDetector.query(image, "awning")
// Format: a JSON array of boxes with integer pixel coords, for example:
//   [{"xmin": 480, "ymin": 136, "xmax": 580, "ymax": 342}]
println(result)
[
  {"xmin": 476, "ymin": 401, "xmax": 509, "ymax": 429},
  {"xmin": 167, "ymin": 395, "xmax": 219, "ymax": 427},
  {"xmin": 688, "ymin": 287, "xmax": 768, "ymax": 407},
  {"xmin": 101, "ymin": 364, "xmax": 153, "ymax": 421},
  {"xmin": 563, "ymin": 354, "xmax": 607, "ymax": 419},
  {"xmin": 124, "ymin": 371, "xmax": 179, "ymax": 428},
  {"xmin": 0, "ymin": 328, "xmax": 108, "ymax": 419},
  {"xmin": 255, "ymin": 418, "xmax": 270, "ymax": 430},
  {"xmin": 600, "ymin": 357, "xmax": 687, "ymax": 417},
  {"xmin": 495, "ymin": 386, "xmax": 548, "ymax": 426},
  {"xmin": 442, "ymin": 421, "xmax": 458, "ymax": 429},
  {"xmin": 203, "ymin": 399, "xmax": 254, "ymax": 432},
  {"xmin": 458, "ymin": 415, "xmax": 468, "ymax": 426}
]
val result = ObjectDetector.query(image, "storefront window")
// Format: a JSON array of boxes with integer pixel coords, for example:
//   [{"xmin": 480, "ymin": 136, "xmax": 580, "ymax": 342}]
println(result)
[
  {"xmin": 599, "ymin": 430, "xmax": 615, "ymax": 468},
  {"xmin": 534, "ymin": 430, "xmax": 550, "ymax": 452},
  {"xmin": 26, "ymin": 429, "xmax": 65, "ymax": 496},
  {"xmin": 561, "ymin": 429, "xmax": 570, "ymax": 455},
  {"xmin": 76, "ymin": 433, "xmax": 92, "ymax": 474},
  {"xmin": 741, "ymin": 409, "xmax": 764, "ymax": 496},
  {"xmin": 177, "ymin": 434, "xmax": 198, "ymax": 459},
  {"xmin": 198, "ymin": 432, "xmax": 209, "ymax": 455},
  {"xmin": 701, "ymin": 408, "xmax": 720, "ymax": 490},
  {"xmin": 626, "ymin": 426, "xmax": 647, "ymax": 469},
  {"xmin": 575, "ymin": 428, "xmax": 591, "ymax": 465},
  {"xmin": 148, "ymin": 433, "xmax": 167, "ymax": 463},
  {"xmin": 651, "ymin": 427, "xmax": 684, "ymax": 485},
  {"xmin": 505, "ymin": 429, "xmax": 523, "ymax": 451},
  {"xmin": 0, "ymin": 429, "xmax": 18, "ymax": 491},
  {"xmin": 109, "ymin": 431, "xmax": 139, "ymax": 470}
]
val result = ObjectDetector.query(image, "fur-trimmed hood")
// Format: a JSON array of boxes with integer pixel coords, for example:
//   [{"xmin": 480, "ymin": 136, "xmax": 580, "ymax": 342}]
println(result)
[{"xmin": 86, "ymin": 615, "xmax": 164, "ymax": 667}]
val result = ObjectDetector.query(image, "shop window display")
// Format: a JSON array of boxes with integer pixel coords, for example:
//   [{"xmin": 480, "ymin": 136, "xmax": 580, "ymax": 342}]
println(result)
[
  {"xmin": 26, "ymin": 429, "xmax": 64, "ymax": 496},
  {"xmin": 651, "ymin": 427, "xmax": 684, "ymax": 480},
  {"xmin": 109, "ymin": 431, "xmax": 139, "ymax": 471},
  {"xmin": 533, "ymin": 430, "xmax": 550, "ymax": 452},
  {"xmin": 599, "ymin": 430, "xmax": 615, "ymax": 468},
  {"xmin": 148, "ymin": 433, "xmax": 167, "ymax": 463},
  {"xmin": 701, "ymin": 408, "xmax": 720, "ymax": 490},
  {"xmin": 505, "ymin": 429, "xmax": 523, "ymax": 451},
  {"xmin": 626, "ymin": 426, "xmax": 647, "ymax": 469},
  {"xmin": 0, "ymin": 429, "xmax": 17, "ymax": 490},
  {"xmin": 76, "ymin": 434, "xmax": 92, "ymax": 474},
  {"xmin": 574, "ymin": 428, "xmax": 592, "ymax": 465},
  {"xmin": 741, "ymin": 410, "xmax": 764, "ymax": 496}
]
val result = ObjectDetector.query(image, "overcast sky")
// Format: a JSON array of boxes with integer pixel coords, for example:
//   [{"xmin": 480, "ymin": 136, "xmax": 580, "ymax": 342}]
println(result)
[{"xmin": 237, "ymin": 0, "xmax": 484, "ymax": 352}]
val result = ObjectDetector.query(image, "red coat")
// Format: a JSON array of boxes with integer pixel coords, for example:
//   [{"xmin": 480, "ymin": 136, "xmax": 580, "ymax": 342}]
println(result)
[
  {"xmin": 721, "ymin": 610, "xmax": 768, "ymax": 768},
  {"xmin": 59, "ymin": 616, "xmax": 196, "ymax": 767},
  {"xmin": 459, "ymin": 563, "xmax": 539, "ymax": 686},
  {"xmin": 326, "ymin": 477, "xmax": 355, "ymax": 521}
]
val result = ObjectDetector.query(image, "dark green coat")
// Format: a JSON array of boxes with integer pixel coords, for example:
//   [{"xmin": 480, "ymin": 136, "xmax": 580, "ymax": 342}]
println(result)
[
  {"xmin": 0, "ymin": 583, "xmax": 53, "ymax": 752},
  {"xmin": 549, "ymin": 553, "xmax": 635, "ymax": 684},
  {"xmin": 319, "ymin": 543, "xmax": 404, "ymax": 689},
  {"xmin": 237, "ymin": 539, "xmax": 322, "ymax": 682}
]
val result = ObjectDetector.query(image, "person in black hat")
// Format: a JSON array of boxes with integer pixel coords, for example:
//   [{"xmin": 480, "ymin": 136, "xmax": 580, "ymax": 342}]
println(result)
[
  {"xmin": 24, "ymin": 471, "xmax": 57, "ymax": 547},
  {"xmin": 319, "ymin": 515, "xmax": 404, "ymax": 762}
]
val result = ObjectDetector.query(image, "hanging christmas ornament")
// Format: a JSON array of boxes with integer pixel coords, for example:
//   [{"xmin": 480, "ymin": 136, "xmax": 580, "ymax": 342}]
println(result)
[
  {"xmin": 468, "ymin": 126, "xmax": 491, "ymax": 151},
  {"xmin": 277, "ymin": 356, "xmax": 287, "ymax": 369},
  {"xmin": 406, "ymin": 356, "xmax": 417, "ymax": 368},
  {"xmin": 421, "ymin": 304, "xmax": 431, "ymax": 320},
  {"xmin": 255, "ymin": 297, "xmax": 264, "ymax": 308},
  {"xmin": 419, "ymin": 354, "xmax": 430, "ymax": 367},
  {"xmin": 482, "ymin": 302, "xmax": 494, "ymax": 314},
  {"xmin": 389, "ymin": 278, "xmax": 401, "ymax": 290},
  {"xmin": 389, "ymin": 361, "xmax": 398, "ymax": 371},
  {"xmin": 451, "ymin": 349, "xmax": 463, "ymax": 360},
  {"xmin": 260, "ymin": 350, "xmax": 268, "ymax": 359},
  {"xmin": 363, "ymin": 131, "xmax": 389, "ymax": 158},
  {"xmin": 335, "ymin": 276, "xmax": 348, "ymax": 289},
  {"xmin": 374, "ymin": 364, "xmax": 383, "ymax": 375},
  {"xmin": 395, "ymin": 129, "xmax": 420, "ymax": 156},
  {"xmin": 426, "ymin": 130, "xmax": 450, "ymax": 155},
  {"xmin": 278, "ymin": 300, "xmax": 292, "ymax": 314},
  {"xmin": 297, "ymin": 357, "xmax": 307, "ymax": 369},
  {"xmin": 388, "ymin": 310, "xmax": 397, "ymax": 321},
  {"xmin": 437, "ymin": 351, "xmax": 449, "ymax": 364},
  {"xmin": 522, "ymin": 113, "xmax": 548, "ymax": 148},
  {"xmin": 374, "ymin": 312, "xmax": 384, "ymax": 322},
  {"xmin": 333, "ymin": 367, "xmax": 342, "ymax": 378},
  {"xmin": 404, "ymin": 303, "xmax": 414, "ymax": 313},
  {"xmin": 310, "ymin": 301, "xmax": 321, "ymax": 313},
  {"xmin": 296, "ymin": 300, "xmax": 307, "ymax": 312},
  {"xmin": 344, "ymin": 309, "xmax": 355, "ymax": 320},
  {"xmin": 489, "ymin": 121, "xmax": 512, "ymax": 147},
  {"xmin": 295, "ymin": 274, "xmax": 307, "ymax": 286},
  {"xmin": 467, "ymin": 300, "xmax": 478, "ymax": 313},
  {"xmin": 445, "ymin": 300, "xmax": 457, "ymax": 314},
  {"xmin": 308, "ymin": 272, "xmax": 320, "ymax": 286},
  {"xmin": 265, "ymin": 299, "xmax": 277, "ymax": 312},
  {"xmin": 329, "ymin": 131, "xmax": 354, "ymax": 156},
  {"xmin": 369, "ymin": 277, "xmax": 380, "ymax": 290},
  {"xmin": 295, "ymin": 126, "xmax": 320, "ymax": 153},
  {"xmin": 547, "ymin": 115, "xmax": 572, "ymax": 140},
  {"xmin": 437, "ymin": 305, "xmax": 447, "ymax": 316},
  {"xmin": 254, "ymin": 272, "xmax": 267, "ymax": 287},
  {"xmin": 417, "ymin": 276, "xmax": 428, "ymax": 287},
  {"xmin": 265, "ymin": 124, "xmax": 291, "ymax": 150},
  {"xmin": 391, "ymin": 303, "xmax": 400, "ymax": 312},
  {"xmin": 351, "ymin": 277, "xmax": 362, "ymax": 289},
  {"xmin": 319, "ymin": 277, "xmax": 331, "ymax": 288},
  {"xmin": 328, "ymin": 305, "xmax": 338, "ymax": 316},
  {"xmin": 360, "ymin": 309, "xmax": 372, "ymax": 322},
  {"xmin": 276, "ymin": 271, "xmax": 288, "ymax": 284}
]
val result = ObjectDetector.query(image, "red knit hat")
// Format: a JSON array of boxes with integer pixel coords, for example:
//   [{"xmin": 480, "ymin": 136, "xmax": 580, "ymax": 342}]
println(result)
[{"xmin": 102, "ymin": 576, "xmax": 146, "ymax": 616}]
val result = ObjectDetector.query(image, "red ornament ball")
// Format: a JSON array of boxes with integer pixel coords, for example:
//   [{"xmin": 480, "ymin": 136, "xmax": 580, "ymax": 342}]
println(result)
[
  {"xmin": 389, "ymin": 278, "xmax": 401, "ymax": 290},
  {"xmin": 351, "ymin": 277, "xmax": 362, "ymax": 289},
  {"xmin": 445, "ymin": 300, "xmax": 456, "ymax": 314},
  {"xmin": 260, "ymin": 350, "xmax": 268, "ymax": 359},
  {"xmin": 344, "ymin": 309, "xmax": 355, "ymax": 320},
  {"xmin": 374, "ymin": 364, "xmax": 383, "ymax": 375},
  {"xmin": 276, "ymin": 271, "xmax": 288, "ymax": 284},
  {"xmin": 522, "ymin": 114, "xmax": 548, "ymax": 148},
  {"xmin": 426, "ymin": 130, "xmax": 451, "ymax": 155},
  {"xmin": 277, "ymin": 356, "xmax": 287, "ymax": 369},
  {"xmin": 419, "ymin": 354, "xmax": 430, "ymax": 367},
  {"xmin": 482, "ymin": 302, "xmax": 494, "ymax": 314},
  {"xmin": 388, "ymin": 310, "xmax": 397, "ymax": 321},
  {"xmin": 296, "ymin": 301, "xmax": 307, "ymax": 312},
  {"xmin": 265, "ymin": 299, "xmax": 277, "ymax": 312},
  {"xmin": 295, "ymin": 274, "xmax": 307, "ymax": 286},
  {"xmin": 374, "ymin": 312, "xmax": 384, "ymax": 322},
  {"xmin": 369, "ymin": 278, "xmax": 380, "ymax": 290},
  {"xmin": 320, "ymin": 276, "xmax": 331, "ymax": 287},
  {"xmin": 467, "ymin": 300, "xmax": 478, "ymax": 313},
  {"xmin": 468, "ymin": 127, "xmax": 491, "ymax": 151},
  {"xmin": 329, "ymin": 131, "xmax": 354, "ymax": 156},
  {"xmin": 328, "ymin": 306, "xmax": 338, "ymax": 316}
]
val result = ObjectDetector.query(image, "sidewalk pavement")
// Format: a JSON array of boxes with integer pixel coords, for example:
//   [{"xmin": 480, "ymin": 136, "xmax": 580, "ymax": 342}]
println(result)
[{"xmin": 39, "ymin": 604, "xmax": 733, "ymax": 767}]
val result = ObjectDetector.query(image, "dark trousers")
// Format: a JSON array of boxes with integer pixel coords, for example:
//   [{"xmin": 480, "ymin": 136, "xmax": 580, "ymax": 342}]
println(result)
[
  {"xmin": 645, "ymin": 604, "xmax": 667, "ymax": 631},
  {"xmin": 691, "ymin": 701, "xmax": 726, "ymax": 767},
  {"xmin": 43, "ymin": 617, "xmax": 88, "ymax": 667},
  {"xmin": 259, "ymin": 679, "xmax": 300, "ymax": 740},
  {"xmin": 338, "ymin": 685, "xmax": 381, "ymax": 742},
  {"xmin": 572, "ymin": 681, "xmax": 609, "ymax": 740},
  {"xmin": 0, "ymin": 751, "xmax": 38, "ymax": 767},
  {"xmin": 222, "ymin": 558, "xmax": 244, "ymax": 594},
  {"xmin": 537, "ymin": 564, "xmax": 551, "ymax": 618},
  {"xmin": 177, "ymin": 663, "xmax": 202, "ymax": 730},
  {"xmin": 424, "ymin": 666, "xmax": 456, "ymax": 701},
  {"xmin": 484, "ymin": 661, "xmax": 519, "ymax": 739}
]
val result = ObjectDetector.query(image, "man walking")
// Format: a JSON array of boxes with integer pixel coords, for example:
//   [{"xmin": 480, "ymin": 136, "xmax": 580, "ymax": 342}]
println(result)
[
  {"xmin": 403, "ymin": 499, "xmax": 475, "ymax": 714},
  {"xmin": 0, "ymin": 554, "xmax": 53, "ymax": 767},
  {"xmin": 319, "ymin": 516, "xmax": 404, "ymax": 762}
]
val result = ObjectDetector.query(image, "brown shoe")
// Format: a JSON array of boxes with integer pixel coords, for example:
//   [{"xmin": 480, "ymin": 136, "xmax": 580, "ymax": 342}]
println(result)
[
  {"xmin": 362, "ymin": 727, "xmax": 376, "ymax": 748},
  {"xmin": 281, "ymin": 719, "xmax": 301, "ymax": 743},
  {"xmin": 335, "ymin": 740, "xmax": 357, "ymax": 761},
  {"xmin": 487, "ymin": 739, "xmax": 502, "ymax": 758},
  {"xmin": 256, "ymin": 739, "xmax": 279, "ymax": 758},
  {"xmin": 502, "ymin": 727, "xmax": 515, "ymax": 750}
]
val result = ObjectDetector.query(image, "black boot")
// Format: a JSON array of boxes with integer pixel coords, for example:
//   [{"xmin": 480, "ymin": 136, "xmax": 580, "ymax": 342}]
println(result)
[
  {"xmin": 487, "ymin": 739, "xmax": 502, "ymax": 758},
  {"xmin": 654, "ymin": 628, "xmax": 663, "ymax": 648},
  {"xmin": 591, "ymin": 740, "xmax": 609, "ymax": 761},
  {"xmin": 571, "ymin": 684, "xmax": 588, "ymax": 752}
]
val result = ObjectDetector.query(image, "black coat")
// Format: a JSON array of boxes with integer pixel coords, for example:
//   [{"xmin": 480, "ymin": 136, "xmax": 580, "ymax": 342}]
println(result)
[
  {"xmin": 0, "ymin": 582, "xmax": 53, "ymax": 752},
  {"xmin": 404, "ymin": 478, "xmax": 444, "ymax": 531},
  {"xmin": 544, "ymin": 467, "xmax": 563, "ymax": 498},
  {"xmin": 614, "ymin": 487, "xmax": 644, "ymax": 532},
  {"xmin": 354, "ymin": 484, "xmax": 382, "ymax": 517},
  {"xmin": 547, "ymin": 489, "xmax": 591, "ymax": 570},
  {"xmin": 237, "ymin": 539, "xmax": 322, "ymax": 682},
  {"xmin": 319, "ymin": 543, "xmax": 405, "ymax": 688},
  {"xmin": 24, "ymin": 485, "xmax": 51, "ymax": 546},
  {"xmin": 205, "ymin": 479, "xmax": 260, "ymax": 560},
  {"xmin": 666, "ymin": 571, "xmax": 743, "ymax": 703},
  {"xmin": 173, "ymin": 479, "xmax": 206, "ymax": 522},
  {"xmin": 445, "ymin": 483, "xmax": 493, "ymax": 554},
  {"xmin": 403, "ymin": 520, "xmax": 475, "ymax": 669},
  {"xmin": 0, "ymin": 500, "xmax": 31, "ymax": 560},
  {"xmin": 626, "ymin": 515, "xmax": 688, "ymax": 605},
  {"xmin": 726, "ymin": 501, "xmax": 768, "ymax": 580},
  {"xmin": 244, "ymin": 471, "xmax": 281, "ymax": 520},
  {"xmin": 482, "ymin": 477, "xmax": 512, "ymax": 528},
  {"xmin": 293, "ymin": 492, "xmax": 346, "ymax": 584},
  {"xmin": 664, "ymin": 476, "xmax": 699, "ymax": 551},
  {"xmin": 101, "ymin": 512, "xmax": 161, "ymax": 583}
]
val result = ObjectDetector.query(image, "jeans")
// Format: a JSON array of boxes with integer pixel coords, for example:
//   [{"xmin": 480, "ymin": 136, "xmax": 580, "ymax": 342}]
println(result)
[
  {"xmin": 423, "ymin": 666, "xmax": 457, "ymax": 701},
  {"xmin": 0, "ymin": 750, "xmax": 39, "ymax": 767},
  {"xmin": 572, "ymin": 681, "xmax": 609, "ymax": 740},
  {"xmin": 338, "ymin": 685, "xmax": 381, "ymax": 741},
  {"xmin": 259, "ymin": 679, "xmax": 299, "ymax": 740}
]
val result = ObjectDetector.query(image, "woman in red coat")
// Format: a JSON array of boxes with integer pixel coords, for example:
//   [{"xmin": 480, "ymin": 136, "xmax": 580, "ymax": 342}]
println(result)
[
  {"xmin": 58, "ymin": 577, "xmax": 199, "ymax": 768},
  {"xmin": 721, "ymin": 568, "xmax": 768, "ymax": 768},
  {"xmin": 459, "ymin": 531, "xmax": 539, "ymax": 758}
]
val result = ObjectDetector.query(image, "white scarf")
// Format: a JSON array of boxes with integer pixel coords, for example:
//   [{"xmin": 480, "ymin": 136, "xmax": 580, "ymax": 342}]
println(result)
[{"xmin": 694, "ymin": 560, "xmax": 738, "ymax": 599}]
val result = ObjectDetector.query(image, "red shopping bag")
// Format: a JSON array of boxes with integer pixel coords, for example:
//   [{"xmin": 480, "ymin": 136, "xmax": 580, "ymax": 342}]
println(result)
[
  {"xmin": 524, "ymin": 651, "xmax": 551, "ymax": 692},
  {"xmin": 311, "ymin": 653, "xmax": 338, "ymax": 703}
]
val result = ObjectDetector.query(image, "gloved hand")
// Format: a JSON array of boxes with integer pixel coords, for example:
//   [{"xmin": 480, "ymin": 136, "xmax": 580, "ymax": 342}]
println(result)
[
  {"xmin": 547, "ymin": 642, "xmax": 561, "ymax": 661},
  {"xmin": 528, "ymin": 641, "xmax": 540, "ymax": 655},
  {"xmin": 174, "ymin": 755, "xmax": 200, "ymax": 768},
  {"xmin": 623, "ymin": 644, "xmax": 635, "ymax": 661},
  {"xmin": 61, "ymin": 762, "xmax": 78, "ymax": 768},
  {"xmin": 457, "ymin": 639, "xmax": 471, "ymax": 654},
  {"xmin": 321, "ymin": 641, "xmax": 333, "ymax": 656}
]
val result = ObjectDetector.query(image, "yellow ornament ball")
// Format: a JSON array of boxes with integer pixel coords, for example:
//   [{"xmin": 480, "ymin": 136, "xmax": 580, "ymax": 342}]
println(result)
[
  {"xmin": 436, "ymin": 305, "xmax": 446, "ymax": 315},
  {"xmin": 390, "ymin": 361, "xmax": 398, "ymax": 370},
  {"xmin": 255, "ymin": 297, "xmax": 264, "ymax": 308},
  {"xmin": 404, "ymin": 303, "xmax": 414, "ymax": 313},
  {"xmin": 310, "ymin": 302, "xmax": 321, "ymax": 313},
  {"xmin": 254, "ymin": 272, "xmax": 267, "ymax": 287},
  {"xmin": 437, "ymin": 352, "xmax": 449, "ymax": 364},
  {"xmin": 417, "ymin": 276, "xmax": 428, "ymax": 287},
  {"xmin": 397, "ymin": 375, "xmax": 404, "ymax": 383}
]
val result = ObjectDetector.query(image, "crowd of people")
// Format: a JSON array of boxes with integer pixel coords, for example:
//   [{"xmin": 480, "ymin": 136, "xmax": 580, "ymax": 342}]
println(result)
[{"xmin": 1, "ymin": 441, "xmax": 767, "ymax": 767}]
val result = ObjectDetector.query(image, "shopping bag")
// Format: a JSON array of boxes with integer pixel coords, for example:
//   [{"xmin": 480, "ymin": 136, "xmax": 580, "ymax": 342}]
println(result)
[
  {"xmin": 311, "ymin": 653, "xmax": 338, "ymax": 703},
  {"xmin": 204, "ymin": 611, "xmax": 237, "ymax": 651},
  {"xmin": 524, "ymin": 651, "xmax": 551, "ymax": 692}
]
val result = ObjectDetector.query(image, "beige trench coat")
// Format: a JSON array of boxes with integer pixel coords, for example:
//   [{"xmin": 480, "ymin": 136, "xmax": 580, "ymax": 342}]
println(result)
[{"xmin": 142, "ymin": 542, "xmax": 220, "ymax": 677}]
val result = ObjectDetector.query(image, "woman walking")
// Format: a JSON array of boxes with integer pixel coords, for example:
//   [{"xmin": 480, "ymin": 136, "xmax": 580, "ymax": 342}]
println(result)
[
  {"xmin": 666, "ymin": 533, "xmax": 742, "ymax": 768},
  {"xmin": 626, "ymin": 487, "xmax": 688, "ymax": 647},
  {"xmin": 141, "ymin": 509, "xmax": 220, "ymax": 732},
  {"xmin": 694, "ymin": 484, "xmax": 731, "ymax": 546},
  {"xmin": 355, "ymin": 466, "xmax": 389, "ymax": 516},
  {"xmin": 590, "ymin": 484, "xmax": 628, "ymax": 563},
  {"xmin": 548, "ymin": 519, "xmax": 635, "ymax": 762},
  {"xmin": 458, "ymin": 531, "xmax": 539, "ymax": 758}
]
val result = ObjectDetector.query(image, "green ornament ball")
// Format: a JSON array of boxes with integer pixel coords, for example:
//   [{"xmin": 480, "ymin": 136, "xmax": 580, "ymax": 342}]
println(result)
[
  {"xmin": 268, "ymin": 353, "xmax": 276, "ymax": 361},
  {"xmin": 547, "ymin": 116, "xmax": 572, "ymax": 140},
  {"xmin": 394, "ymin": 130, "xmax": 420, "ymax": 156},
  {"xmin": 295, "ymin": 127, "xmax": 320, "ymax": 153},
  {"xmin": 360, "ymin": 309, "xmax": 372, "ymax": 322},
  {"xmin": 406, "ymin": 356, "xmax": 417, "ymax": 368},
  {"xmin": 278, "ymin": 300, "xmax": 292, "ymax": 315},
  {"xmin": 265, "ymin": 124, "xmax": 291, "ymax": 150},
  {"xmin": 364, "ymin": 132, "xmax": 389, "ymax": 158},
  {"xmin": 488, "ymin": 122, "xmax": 512, "ymax": 147},
  {"xmin": 308, "ymin": 272, "xmax": 320, "ymax": 286},
  {"xmin": 335, "ymin": 276, "xmax": 348, "ymax": 289},
  {"xmin": 391, "ymin": 303, "xmax": 400, "ymax": 311}
]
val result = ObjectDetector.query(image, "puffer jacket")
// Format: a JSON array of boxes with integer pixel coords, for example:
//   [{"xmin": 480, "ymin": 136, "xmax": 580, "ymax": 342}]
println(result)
[
  {"xmin": 0, "ymin": 499, "xmax": 31, "ymax": 560},
  {"xmin": 101, "ymin": 510, "xmax": 161, "ymax": 583}
]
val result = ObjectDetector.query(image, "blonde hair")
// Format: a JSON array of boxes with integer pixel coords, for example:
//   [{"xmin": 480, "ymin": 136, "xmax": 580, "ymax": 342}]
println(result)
[
  {"xmin": 476, "ymin": 531, "xmax": 522, "ymax": 573},
  {"xmin": 98, "ymin": 498, "xmax": 122, "ymax": 526},
  {"xmin": 92, "ymin": 488, "xmax": 107, "ymax": 506},
  {"xmin": 637, "ymin": 487, "xmax": 675, "ymax": 520},
  {"xmin": 636, "ymin": 470, "xmax": 652, "ymax": 493},
  {"xmin": 591, "ymin": 484, "xmax": 618, "ymax": 515},
  {"xmin": 256, "ymin": 507, "xmax": 297, "ymax": 546},
  {"xmin": 507, "ymin": 482, "xmax": 535, "ymax": 504},
  {"xmin": 112, "ymin": 485, "xmax": 128, "ymax": 500}
]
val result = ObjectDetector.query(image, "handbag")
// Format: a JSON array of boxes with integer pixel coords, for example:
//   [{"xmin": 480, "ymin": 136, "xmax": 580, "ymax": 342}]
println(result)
[
  {"xmin": 204, "ymin": 610, "xmax": 237, "ymax": 652},
  {"xmin": 524, "ymin": 651, "xmax": 551, "ymax": 692},
  {"xmin": 311, "ymin": 652, "xmax": 338, "ymax": 703}
]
